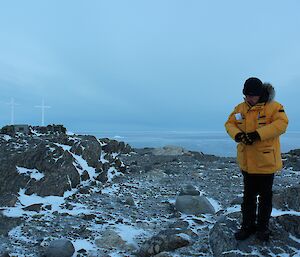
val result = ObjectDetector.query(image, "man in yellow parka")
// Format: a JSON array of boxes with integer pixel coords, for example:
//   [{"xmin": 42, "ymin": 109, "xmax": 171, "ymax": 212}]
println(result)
[{"xmin": 225, "ymin": 77, "xmax": 288, "ymax": 241}]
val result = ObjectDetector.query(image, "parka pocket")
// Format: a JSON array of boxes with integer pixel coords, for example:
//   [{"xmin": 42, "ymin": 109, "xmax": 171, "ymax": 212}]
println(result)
[
  {"xmin": 237, "ymin": 143, "xmax": 246, "ymax": 167},
  {"xmin": 256, "ymin": 147, "xmax": 276, "ymax": 168}
]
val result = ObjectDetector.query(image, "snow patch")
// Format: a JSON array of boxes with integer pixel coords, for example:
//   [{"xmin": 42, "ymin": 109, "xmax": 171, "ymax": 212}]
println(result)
[
  {"xmin": 114, "ymin": 224, "xmax": 148, "ymax": 248},
  {"xmin": 72, "ymin": 239, "xmax": 97, "ymax": 256},
  {"xmin": 272, "ymin": 209, "xmax": 300, "ymax": 217},
  {"xmin": 289, "ymin": 234, "xmax": 300, "ymax": 243},
  {"xmin": 2, "ymin": 135, "xmax": 12, "ymax": 141},
  {"xmin": 16, "ymin": 167, "xmax": 45, "ymax": 181},
  {"xmin": 102, "ymin": 184, "xmax": 120, "ymax": 195},
  {"xmin": 224, "ymin": 205, "xmax": 241, "ymax": 215},
  {"xmin": 107, "ymin": 167, "xmax": 123, "ymax": 182},
  {"xmin": 207, "ymin": 197, "xmax": 222, "ymax": 212},
  {"xmin": 2, "ymin": 188, "xmax": 79, "ymax": 218},
  {"xmin": 100, "ymin": 151, "xmax": 109, "ymax": 163}
]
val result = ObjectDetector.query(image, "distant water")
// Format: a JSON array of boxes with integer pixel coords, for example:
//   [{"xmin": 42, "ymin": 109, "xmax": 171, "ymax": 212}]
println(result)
[{"xmin": 76, "ymin": 131, "xmax": 300, "ymax": 157}]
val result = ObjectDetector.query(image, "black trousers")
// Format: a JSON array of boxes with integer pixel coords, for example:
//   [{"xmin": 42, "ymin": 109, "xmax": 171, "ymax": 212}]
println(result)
[{"xmin": 241, "ymin": 171, "xmax": 274, "ymax": 230}]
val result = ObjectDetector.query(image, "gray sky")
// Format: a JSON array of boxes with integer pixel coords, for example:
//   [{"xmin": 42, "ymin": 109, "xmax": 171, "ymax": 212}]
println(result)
[{"xmin": 1, "ymin": 0, "xmax": 300, "ymax": 132}]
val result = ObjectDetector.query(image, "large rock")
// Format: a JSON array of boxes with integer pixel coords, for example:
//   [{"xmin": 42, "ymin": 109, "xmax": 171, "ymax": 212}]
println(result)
[
  {"xmin": 0, "ymin": 213, "xmax": 22, "ymax": 236},
  {"xmin": 100, "ymin": 138, "xmax": 132, "ymax": 154},
  {"xmin": 282, "ymin": 149, "xmax": 300, "ymax": 171},
  {"xmin": 175, "ymin": 195, "xmax": 215, "ymax": 215},
  {"xmin": 95, "ymin": 229, "xmax": 127, "ymax": 249},
  {"xmin": 178, "ymin": 184, "xmax": 200, "ymax": 196},
  {"xmin": 70, "ymin": 135, "xmax": 102, "ymax": 170},
  {"xmin": 137, "ymin": 229, "xmax": 191, "ymax": 257},
  {"xmin": 273, "ymin": 184, "xmax": 300, "ymax": 211},
  {"xmin": 44, "ymin": 239, "xmax": 75, "ymax": 257}
]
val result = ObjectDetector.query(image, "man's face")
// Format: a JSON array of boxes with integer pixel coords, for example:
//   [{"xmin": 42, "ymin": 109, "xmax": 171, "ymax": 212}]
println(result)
[{"xmin": 245, "ymin": 95, "xmax": 260, "ymax": 106}]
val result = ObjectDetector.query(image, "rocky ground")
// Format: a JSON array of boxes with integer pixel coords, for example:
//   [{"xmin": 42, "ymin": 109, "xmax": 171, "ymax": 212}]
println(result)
[{"xmin": 0, "ymin": 130, "xmax": 300, "ymax": 257}]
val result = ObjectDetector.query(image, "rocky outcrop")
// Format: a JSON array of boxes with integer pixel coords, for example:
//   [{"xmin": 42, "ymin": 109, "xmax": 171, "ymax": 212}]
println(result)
[
  {"xmin": 0, "ymin": 213, "xmax": 22, "ymax": 237},
  {"xmin": 273, "ymin": 184, "xmax": 300, "ymax": 211},
  {"xmin": 282, "ymin": 149, "xmax": 300, "ymax": 171},
  {"xmin": 0, "ymin": 131, "xmax": 132, "ymax": 203}
]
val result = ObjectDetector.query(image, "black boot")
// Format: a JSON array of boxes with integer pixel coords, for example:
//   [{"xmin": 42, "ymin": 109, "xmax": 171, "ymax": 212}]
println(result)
[
  {"xmin": 234, "ymin": 226, "xmax": 256, "ymax": 240},
  {"xmin": 256, "ymin": 228, "xmax": 270, "ymax": 241}
]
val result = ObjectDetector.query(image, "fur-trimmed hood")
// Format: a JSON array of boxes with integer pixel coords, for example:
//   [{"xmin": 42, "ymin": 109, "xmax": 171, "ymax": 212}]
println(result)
[{"xmin": 259, "ymin": 83, "xmax": 275, "ymax": 103}]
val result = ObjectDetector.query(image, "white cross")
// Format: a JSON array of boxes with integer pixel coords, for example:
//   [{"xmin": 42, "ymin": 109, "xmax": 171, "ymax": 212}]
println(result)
[
  {"xmin": 35, "ymin": 99, "xmax": 51, "ymax": 126},
  {"xmin": 7, "ymin": 98, "xmax": 19, "ymax": 125}
]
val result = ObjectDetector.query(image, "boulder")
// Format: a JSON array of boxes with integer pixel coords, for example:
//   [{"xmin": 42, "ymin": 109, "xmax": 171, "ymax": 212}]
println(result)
[
  {"xmin": 178, "ymin": 184, "xmax": 200, "ymax": 196},
  {"xmin": 0, "ymin": 193, "xmax": 19, "ymax": 207},
  {"xmin": 95, "ymin": 229, "xmax": 127, "ymax": 249},
  {"xmin": 137, "ymin": 229, "xmax": 190, "ymax": 257},
  {"xmin": 175, "ymin": 195, "xmax": 215, "ymax": 215},
  {"xmin": 70, "ymin": 135, "xmax": 102, "ymax": 169},
  {"xmin": 44, "ymin": 239, "xmax": 75, "ymax": 257},
  {"xmin": 273, "ymin": 184, "xmax": 300, "ymax": 211},
  {"xmin": 100, "ymin": 138, "xmax": 132, "ymax": 154},
  {"xmin": 0, "ymin": 213, "xmax": 22, "ymax": 236}
]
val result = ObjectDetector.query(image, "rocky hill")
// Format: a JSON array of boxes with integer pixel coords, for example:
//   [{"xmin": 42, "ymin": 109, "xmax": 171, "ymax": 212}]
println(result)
[{"xmin": 0, "ymin": 129, "xmax": 299, "ymax": 257}]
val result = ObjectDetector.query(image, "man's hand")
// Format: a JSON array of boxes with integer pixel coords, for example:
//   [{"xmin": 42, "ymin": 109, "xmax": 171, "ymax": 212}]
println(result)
[
  {"xmin": 246, "ymin": 131, "xmax": 260, "ymax": 143},
  {"xmin": 235, "ymin": 132, "xmax": 252, "ymax": 145},
  {"xmin": 235, "ymin": 131, "xmax": 260, "ymax": 145}
]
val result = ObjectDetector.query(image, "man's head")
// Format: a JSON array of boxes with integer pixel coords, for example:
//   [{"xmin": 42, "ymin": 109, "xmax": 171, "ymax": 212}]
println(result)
[{"xmin": 243, "ymin": 77, "xmax": 263, "ymax": 105}]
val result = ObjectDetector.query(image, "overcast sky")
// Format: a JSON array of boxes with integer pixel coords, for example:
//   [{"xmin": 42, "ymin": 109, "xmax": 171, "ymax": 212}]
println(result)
[{"xmin": 1, "ymin": 0, "xmax": 300, "ymax": 133}]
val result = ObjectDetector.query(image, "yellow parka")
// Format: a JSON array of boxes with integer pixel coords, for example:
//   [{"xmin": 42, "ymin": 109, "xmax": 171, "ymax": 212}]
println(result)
[{"xmin": 225, "ymin": 86, "xmax": 288, "ymax": 174}]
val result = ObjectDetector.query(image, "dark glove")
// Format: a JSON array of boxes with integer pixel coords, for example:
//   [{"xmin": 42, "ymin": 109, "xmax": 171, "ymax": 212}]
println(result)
[
  {"xmin": 246, "ymin": 131, "xmax": 260, "ymax": 143},
  {"xmin": 235, "ymin": 132, "xmax": 244, "ymax": 143},
  {"xmin": 235, "ymin": 132, "xmax": 253, "ymax": 145}
]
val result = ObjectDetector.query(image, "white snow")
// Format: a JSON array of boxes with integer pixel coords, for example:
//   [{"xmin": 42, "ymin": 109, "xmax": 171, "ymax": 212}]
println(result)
[
  {"xmin": 107, "ymin": 167, "xmax": 123, "ymax": 182},
  {"xmin": 2, "ymin": 134, "xmax": 12, "ymax": 141},
  {"xmin": 72, "ymin": 239, "xmax": 97, "ymax": 256},
  {"xmin": 289, "ymin": 234, "xmax": 300, "ymax": 243},
  {"xmin": 2, "ymin": 188, "xmax": 84, "ymax": 218},
  {"xmin": 100, "ymin": 151, "xmax": 109, "ymax": 163},
  {"xmin": 207, "ymin": 197, "xmax": 222, "ymax": 212},
  {"xmin": 55, "ymin": 143, "xmax": 98, "ymax": 179},
  {"xmin": 271, "ymin": 208, "xmax": 300, "ymax": 217},
  {"xmin": 222, "ymin": 249, "xmax": 264, "ymax": 256},
  {"xmin": 224, "ymin": 205, "xmax": 241, "ymax": 215},
  {"xmin": 16, "ymin": 167, "xmax": 45, "ymax": 181},
  {"xmin": 102, "ymin": 184, "xmax": 120, "ymax": 195},
  {"xmin": 54, "ymin": 143, "xmax": 71, "ymax": 151},
  {"xmin": 98, "ymin": 140, "xmax": 107, "ymax": 146},
  {"xmin": 72, "ymin": 152, "xmax": 97, "ymax": 179},
  {"xmin": 114, "ymin": 224, "xmax": 147, "ymax": 248},
  {"xmin": 177, "ymin": 233, "xmax": 191, "ymax": 241},
  {"xmin": 112, "ymin": 152, "xmax": 119, "ymax": 158},
  {"xmin": 48, "ymin": 146, "xmax": 56, "ymax": 152}
]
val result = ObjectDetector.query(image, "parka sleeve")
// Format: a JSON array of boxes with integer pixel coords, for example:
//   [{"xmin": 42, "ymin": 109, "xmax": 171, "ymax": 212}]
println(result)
[
  {"xmin": 256, "ymin": 103, "xmax": 289, "ymax": 141},
  {"xmin": 225, "ymin": 107, "xmax": 242, "ymax": 141}
]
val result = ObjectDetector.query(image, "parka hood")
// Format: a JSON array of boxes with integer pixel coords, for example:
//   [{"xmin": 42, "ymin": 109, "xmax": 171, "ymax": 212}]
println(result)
[{"xmin": 259, "ymin": 83, "xmax": 275, "ymax": 103}]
